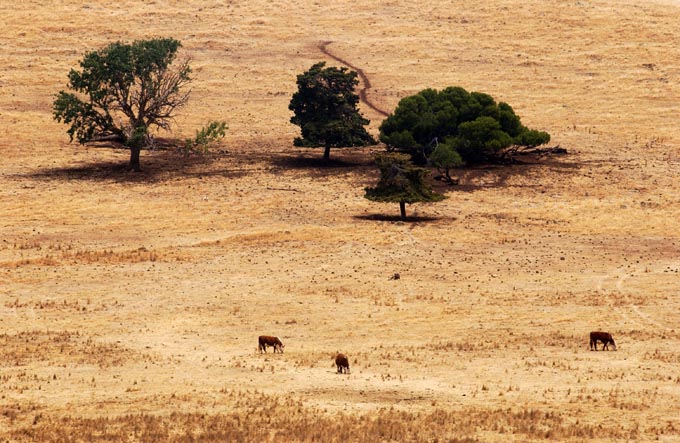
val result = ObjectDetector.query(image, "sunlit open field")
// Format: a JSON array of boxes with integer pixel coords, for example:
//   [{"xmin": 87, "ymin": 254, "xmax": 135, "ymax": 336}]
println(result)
[{"xmin": 1, "ymin": 0, "xmax": 680, "ymax": 441}]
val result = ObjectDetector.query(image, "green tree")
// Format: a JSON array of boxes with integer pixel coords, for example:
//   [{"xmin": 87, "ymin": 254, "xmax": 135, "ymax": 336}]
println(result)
[
  {"xmin": 365, "ymin": 153, "xmax": 445, "ymax": 220},
  {"xmin": 379, "ymin": 87, "xmax": 550, "ymax": 165},
  {"xmin": 53, "ymin": 38, "xmax": 192, "ymax": 171},
  {"xmin": 429, "ymin": 139, "xmax": 463, "ymax": 185},
  {"xmin": 289, "ymin": 62, "xmax": 375, "ymax": 162}
]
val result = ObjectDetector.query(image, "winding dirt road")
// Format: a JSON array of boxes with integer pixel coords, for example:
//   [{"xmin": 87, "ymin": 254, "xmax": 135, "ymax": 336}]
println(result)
[{"xmin": 318, "ymin": 41, "xmax": 390, "ymax": 117}]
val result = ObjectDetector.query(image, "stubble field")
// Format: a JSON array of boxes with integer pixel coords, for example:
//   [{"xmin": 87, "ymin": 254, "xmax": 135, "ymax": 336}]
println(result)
[{"xmin": 1, "ymin": 0, "xmax": 680, "ymax": 441}]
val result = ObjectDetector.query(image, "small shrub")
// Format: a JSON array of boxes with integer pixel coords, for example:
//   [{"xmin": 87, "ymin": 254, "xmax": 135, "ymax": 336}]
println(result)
[{"xmin": 183, "ymin": 120, "xmax": 227, "ymax": 154}]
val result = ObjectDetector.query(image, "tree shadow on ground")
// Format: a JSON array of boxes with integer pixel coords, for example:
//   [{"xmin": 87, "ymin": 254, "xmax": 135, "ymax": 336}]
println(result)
[
  {"xmin": 22, "ymin": 143, "xmax": 579, "ymax": 191},
  {"xmin": 21, "ymin": 148, "xmax": 246, "ymax": 183},
  {"xmin": 438, "ymin": 154, "xmax": 580, "ymax": 193},
  {"xmin": 267, "ymin": 148, "xmax": 378, "ymax": 178},
  {"xmin": 354, "ymin": 214, "xmax": 442, "ymax": 223},
  {"xmin": 272, "ymin": 155, "xmax": 363, "ymax": 169}
]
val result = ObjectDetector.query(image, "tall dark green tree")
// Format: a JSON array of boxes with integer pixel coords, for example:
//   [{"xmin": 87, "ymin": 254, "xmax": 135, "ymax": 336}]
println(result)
[
  {"xmin": 289, "ymin": 62, "xmax": 375, "ymax": 162},
  {"xmin": 365, "ymin": 153, "xmax": 445, "ymax": 220},
  {"xmin": 379, "ymin": 87, "xmax": 550, "ymax": 165},
  {"xmin": 53, "ymin": 38, "xmax": 192, "ymax": 171}
]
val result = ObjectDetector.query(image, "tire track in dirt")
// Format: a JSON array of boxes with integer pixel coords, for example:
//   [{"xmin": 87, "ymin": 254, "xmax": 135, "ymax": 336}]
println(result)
[
  {"xmin": 630, "ymin": 305, "xmax": 669, "ymax": 330},
  {"xmin": 599, "ymin": 266, "xmax": 674, "ymax": 332},
  {"xmin": 318, "ymin": 41, "xmax": 390, "ymax": 118}
]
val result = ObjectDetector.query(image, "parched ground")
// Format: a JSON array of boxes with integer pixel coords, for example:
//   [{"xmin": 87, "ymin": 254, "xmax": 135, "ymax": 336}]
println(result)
[{"xmin": 1, "ymin": 0, "xmax": 680, "ymax": 441}]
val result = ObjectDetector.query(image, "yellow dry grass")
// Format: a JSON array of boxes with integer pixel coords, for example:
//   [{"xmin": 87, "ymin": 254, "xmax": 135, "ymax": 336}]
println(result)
[{"xmin": 1, "ymin": 0, "xmax": 680, "ymax": 441}]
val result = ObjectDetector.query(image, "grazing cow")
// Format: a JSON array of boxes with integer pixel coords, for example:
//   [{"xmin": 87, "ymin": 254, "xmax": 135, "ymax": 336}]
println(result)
[
  {"xmin": 258, "ymin": 335, "xmax": 284, "ymax": 353},
  {"xmin": 589, "ymin": 331, "xmax": 616, "ymax": 351},
  {"xmin": 335, "ymin": 353, "xmax": 350, "ymax": 374}
]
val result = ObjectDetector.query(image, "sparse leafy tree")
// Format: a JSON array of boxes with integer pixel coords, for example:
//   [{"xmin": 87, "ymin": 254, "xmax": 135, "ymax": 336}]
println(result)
[
  {"xmin": 53, "ymin": 38, "xmax": 192, "ymax": 171},
  {"xmin": 379, "ymin": 87, "xmax": 550, "ymax": 165},
  {"xmin": 365, "ymin": 153, "xmax": 445, "ymax": 220},
  {"xmin": 289, "ymin": 62, "xmax": 375, "ymax": 162}
]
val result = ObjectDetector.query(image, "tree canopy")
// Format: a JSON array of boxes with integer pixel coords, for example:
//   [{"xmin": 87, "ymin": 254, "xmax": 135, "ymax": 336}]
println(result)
[
  {"xmin": 53, "ymin": 37, "xmax": 192, "ymax": 171},
  {"xmin": 379, "ymin": 87, "xmax": 550, "ymax": 165},
  {"xmin": 289, "ymin": 62, "xmax": 375, "ymax": 162},
  {"xmin": 365, "ymin": 153, "xmax": 445, "ymax": 220}
]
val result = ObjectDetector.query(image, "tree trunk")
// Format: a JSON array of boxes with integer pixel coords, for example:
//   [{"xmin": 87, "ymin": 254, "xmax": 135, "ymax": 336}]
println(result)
[
  {"xmin": 444, "ymin": 167, "xmax": 460, "ymax": 185},
  {"xmin": 127, "ymin": 124, "xmax": 146, "ymax": 172},
  {"xmin": 323, "ymin": 144, "xmax": 331, "ymax": 163},
  {"xmin": 399, "ymin": 201, "xmax": 407, "ymax": 220},
  {"xmin": 129, "ymin": 146, "xmax": 141, "ymax": 172}
]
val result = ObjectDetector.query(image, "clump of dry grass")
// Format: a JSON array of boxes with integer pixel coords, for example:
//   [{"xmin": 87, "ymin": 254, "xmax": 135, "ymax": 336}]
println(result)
[
  {"xmin": 427, "ymin": 330, "xmax": 582, "ymax": 354},
  {"xmin": 0, "ymin": 330, "xmax": 141, "ymax": 368},
  {"xmin": 3, "ymin": 393, "xmax": 649, "ymax": 443},
  {"xmin": 4, "ymin": 297, "xmax": 120, "ymax": 313},
  {"xmin": 643, "ymin": 349, "xmax": 680, "ymax": 364},
  {"xmin": 0, "ymin": 402, "xmax": 43, "ymax": 429},
  {"xmin": 0, "ymin": 246, "xmax": 187, "ymax": 268}
]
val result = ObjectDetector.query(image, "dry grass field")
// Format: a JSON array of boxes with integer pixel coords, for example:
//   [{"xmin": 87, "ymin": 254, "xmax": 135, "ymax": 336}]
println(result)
[{"xmin": 2, "ymin": 0, "xmax": 680, "ymax": 441}]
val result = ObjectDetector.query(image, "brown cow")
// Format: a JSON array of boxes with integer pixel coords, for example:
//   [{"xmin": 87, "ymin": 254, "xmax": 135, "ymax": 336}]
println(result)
[
  {"xmin": 335, "ymin": 353, "xmax": 350, "ymax": 374},
  {"xmin": 589, "ymin": 331, "xmax": 616, "ymax": 351},
  {"xmin": 258, "ymin": 335, "xmax": 284, "ymax": 353}
]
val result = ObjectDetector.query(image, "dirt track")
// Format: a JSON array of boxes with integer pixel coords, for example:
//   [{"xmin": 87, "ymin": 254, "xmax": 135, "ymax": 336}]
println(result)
[{"xmin": 318, "ymin": 40, "xmax": 390, "ymax": 117}]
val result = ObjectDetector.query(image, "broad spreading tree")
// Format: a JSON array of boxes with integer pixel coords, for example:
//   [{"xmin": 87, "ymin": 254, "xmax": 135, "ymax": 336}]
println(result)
[
  {"xmin": 53, "ymin": 37, "xmax": 192, "ymax": 171},
  {"xmin": 379, "ymin": 87, "xmax": 550, "ymax": 165},
  {"xmin": 289, "ymin": 62, "xmax": 375, "ymax": 162},
  {"xmin": 365, "ymin": 153, "xmax": 445, "ymax": 220}
]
